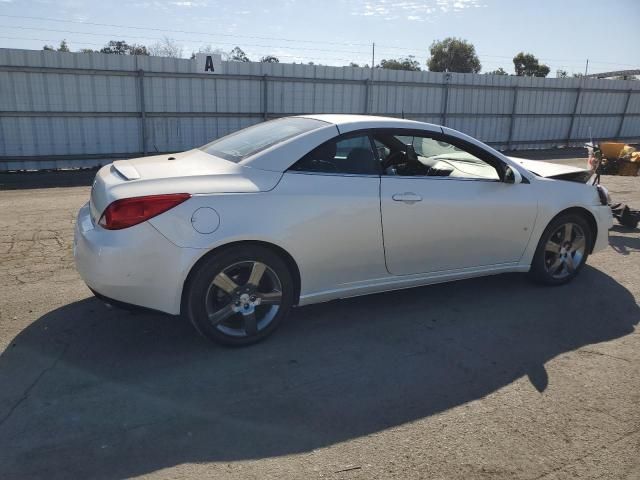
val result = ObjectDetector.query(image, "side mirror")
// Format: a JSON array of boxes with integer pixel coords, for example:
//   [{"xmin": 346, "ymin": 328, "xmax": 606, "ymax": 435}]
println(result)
[{"xmin": 503, "ymin": 165, "xmax": 522, "ymax": 184}]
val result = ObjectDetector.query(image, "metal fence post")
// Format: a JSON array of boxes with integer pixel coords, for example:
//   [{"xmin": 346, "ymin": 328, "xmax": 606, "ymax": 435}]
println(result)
[
  {"xmin": 615, "ymin": 89, "xmax": 633, "ymax": 139},
  {"xmin": 137, "ymin": 69, "xmax": 148, "ymax": 155},
  {"xmin": 507, "ymin": 86, "xmax": 519, "ymax": 149},
  {"xmin": 262, "ymin": 75, "xmax": 268, "ymax": 121},
  {"xmin": 566, "ymin": 87, "xmax": 582, "ymax": 147},
  {"xmin": 363, "ymin": 78, "xmax": 370, "ymax": 114},
  {"xmin": 441, "ymin": 73, "xmax": 450, "ymax": 126}
]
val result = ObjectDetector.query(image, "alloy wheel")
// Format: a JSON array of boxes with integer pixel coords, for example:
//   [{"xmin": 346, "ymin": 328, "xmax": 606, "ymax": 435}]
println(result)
[
  {"xmin": 543, "ymin": 222, "xmax": 587, "ymax": 280},
  {"xmin": 205, "ymin": 261, "xmax": 283, "ymax": 337}
]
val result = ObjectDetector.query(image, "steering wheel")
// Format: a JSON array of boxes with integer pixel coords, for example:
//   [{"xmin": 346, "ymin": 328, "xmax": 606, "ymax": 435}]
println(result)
[{"xmin": 382, "ymin": 150, "xmax": 406, "ymax": 170}]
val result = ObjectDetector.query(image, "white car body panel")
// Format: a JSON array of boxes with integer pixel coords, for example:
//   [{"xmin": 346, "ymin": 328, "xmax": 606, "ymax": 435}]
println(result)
[
  {"xmin": 509, "ymin": 157, "xmax": 587, "ymax": 177},
  {"xmin": 89, "ymin": 150, "xmax": 283, "ymax": 222},
  {"xmin": 380, "ymin": 177, "xmax": 538, "ymax": 275},
  {"xmin": 74, "ymin": 114, "xmax": 613, "ymax": 316}
]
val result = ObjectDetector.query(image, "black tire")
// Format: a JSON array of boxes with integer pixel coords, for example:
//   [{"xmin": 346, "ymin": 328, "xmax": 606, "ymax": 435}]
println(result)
[
  {"xmin": 529, "ymin": 213, "xmax": 592, "ymax": 285},
  {"xmin": 185, "ymin": 245, "xmax": 294, "ymax": 346}
]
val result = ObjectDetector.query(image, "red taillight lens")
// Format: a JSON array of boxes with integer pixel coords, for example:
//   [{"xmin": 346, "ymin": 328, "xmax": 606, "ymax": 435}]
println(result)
[{"xmin": 99, "ymin": 193, "xmax": 190, "ymax": 230}]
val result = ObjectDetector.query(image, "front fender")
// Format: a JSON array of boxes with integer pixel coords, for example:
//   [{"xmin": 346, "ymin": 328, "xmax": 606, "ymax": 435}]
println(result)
[{"xmin": 518, "ymin": 177, "xmax": 611, "ymax": 266}]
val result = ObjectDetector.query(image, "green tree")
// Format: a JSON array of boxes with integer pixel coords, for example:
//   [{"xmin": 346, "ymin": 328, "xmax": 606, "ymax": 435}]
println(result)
[
  {"xmin": 229, "ymin": 46, "xmax": 250, "ymax": 62},
  {"xmin": 485, "ymin": 67, "xmax": 508, "ymax": 75},
  {"xmin": 43, "ymin": 40, "xmax": 70, "ymax": 52},
  {"xmin": 128, "ymin": 44, "xmax": 149, "ymax": 56},
  {"xmin": 58, "ymin": 40, "xmax": 70, "ymax": 52},
  {"xmin": 556, "ymin": 69, "xmax": 568, "ymax": 78},
  {"xmin": 378, "ymin": 56, "xmax": 421, "ymax": 71},
  {"xmin": 100, "ymin": 40, "xmax": 149, "ymax": 55},
  {"xmin": 427, "ymin": 37, "xmax": 481, "ymax": 73},
  {"xmin": 513, "ymin": 52, "xmax": 550, "ymax": 77},
  {"xmin": 260, "ymin": 55, "xmax": 280, "ymax": 63},
  {"xmin": 100, "ymin": 40, "xmax": 129, "ymax": 55}
]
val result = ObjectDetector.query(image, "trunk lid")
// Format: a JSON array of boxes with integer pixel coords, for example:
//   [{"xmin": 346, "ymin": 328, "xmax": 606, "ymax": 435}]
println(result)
[{"xmin": 89, "ymin": 149, "xmax": 283, "ymax": 223}]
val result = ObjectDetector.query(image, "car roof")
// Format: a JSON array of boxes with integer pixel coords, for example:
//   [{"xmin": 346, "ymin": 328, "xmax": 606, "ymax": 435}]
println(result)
[
  {"xmin": 242, "ymin": 114, "xmax": 446, "ymax": 172},
  {"xmin": 295, "ymin": 114, "xmax": 442, "ymax": 133}
]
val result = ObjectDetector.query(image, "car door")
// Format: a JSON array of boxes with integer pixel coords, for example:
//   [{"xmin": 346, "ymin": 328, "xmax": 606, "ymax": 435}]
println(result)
[
  {"xmin": 279, "ymin": 132, "xmax": 387, "ymax": 294},
  {"xmin": 378, "ymin": 129, "xmax": 538, "ymax": 275}
]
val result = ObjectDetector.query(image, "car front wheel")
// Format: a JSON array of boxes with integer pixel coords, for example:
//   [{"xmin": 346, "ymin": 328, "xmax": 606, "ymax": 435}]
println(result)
[
  {"xmin": 529, "ymin": 213, "xmax": 592, "ymax": 285},
  {"xmin": 186, "ymin": 245, "xmax": 294, "ymax": 346}
]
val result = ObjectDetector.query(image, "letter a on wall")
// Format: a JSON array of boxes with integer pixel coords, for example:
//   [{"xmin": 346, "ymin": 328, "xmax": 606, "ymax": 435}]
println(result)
[{"xmin": 196, "ymin": 53, "xmax": 222, "ymax": 74}]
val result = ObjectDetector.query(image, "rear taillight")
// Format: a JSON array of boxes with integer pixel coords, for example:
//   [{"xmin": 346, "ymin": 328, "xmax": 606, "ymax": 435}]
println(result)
[{"xmin": 99, "ymin": 193, "xmax": 190, "ymax": 230}]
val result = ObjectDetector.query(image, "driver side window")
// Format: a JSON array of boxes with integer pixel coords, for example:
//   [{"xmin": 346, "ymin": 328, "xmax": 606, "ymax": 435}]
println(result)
[
  {"xmin": 290, "ymin": 134, "xmax": 379, "ymax": 175},
  {"xmin": 377, "ymin": 133, "xmax": 500, "ymax": 181}
]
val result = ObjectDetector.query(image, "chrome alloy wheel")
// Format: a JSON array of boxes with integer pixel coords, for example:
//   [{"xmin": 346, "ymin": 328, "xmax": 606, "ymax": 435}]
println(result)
[
  {"xmin": 205, "ymin": 261, "xmax": 283, "ymax": 337},
  {"xmin": 544, "ymin": 222, "xmax": 587, "ymax": 280}
]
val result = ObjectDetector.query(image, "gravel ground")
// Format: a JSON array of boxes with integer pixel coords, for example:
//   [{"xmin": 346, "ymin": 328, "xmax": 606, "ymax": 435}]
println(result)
[{"xmin": 0, "ymin": 170, "xmax": 638, "ymax": 479}]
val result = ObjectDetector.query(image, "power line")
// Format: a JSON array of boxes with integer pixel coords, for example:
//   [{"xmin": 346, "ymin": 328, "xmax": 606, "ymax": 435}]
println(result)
[
  {"xmin": 0, "ymin": 14, "xmax": 373, "ymax": 47},
  {"xmin": 0, "ymin": 35, "xmax": 364, "ymax": 63},
  {"xmin": 0, "ymin": 35, "xmax": 631, "ymax": 74},
  {"xmin": 3, "ymin": 13, "xmax": 634, "ymax": 69},
  {"xmin": 0, "ymin": 24, "xmax": 373, "ymax": 55}
]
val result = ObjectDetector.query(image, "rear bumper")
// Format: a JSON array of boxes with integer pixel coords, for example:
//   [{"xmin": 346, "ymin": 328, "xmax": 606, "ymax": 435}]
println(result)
[
  {"xmin": 74, "ymin": 203, "xmax": 196, "ymax": 314},
  {"xmin": 591, "ymin": 205, "xmax": 613, "ymax": 253}
]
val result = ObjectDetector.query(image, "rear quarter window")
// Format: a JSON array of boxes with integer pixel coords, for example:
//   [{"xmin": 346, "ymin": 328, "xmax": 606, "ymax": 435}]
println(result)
[{"xmin": 200, "ymin": 118, "xmax": 327, "ymax": 162}]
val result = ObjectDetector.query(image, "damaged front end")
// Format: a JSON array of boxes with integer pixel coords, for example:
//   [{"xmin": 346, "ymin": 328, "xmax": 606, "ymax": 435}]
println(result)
[
  {"xmin": 508, "ymin": 157, "xmax": 595, "ymax": 184},
  {"xmin": 542, "ymin": 169, "xmax": 594, "ymax": 184},
  {"xmin": 509, "ymin": 156, "xmax": 640, "ymax": 228}
]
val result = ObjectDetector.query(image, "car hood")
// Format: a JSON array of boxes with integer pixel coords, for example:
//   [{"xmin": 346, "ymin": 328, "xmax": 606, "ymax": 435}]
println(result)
[{"xmin": 509, "ymin": 157, "xmax": 593, "ymax": 183}]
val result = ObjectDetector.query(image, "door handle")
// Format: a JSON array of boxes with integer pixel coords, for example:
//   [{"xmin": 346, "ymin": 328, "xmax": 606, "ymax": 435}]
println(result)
[{"xmin": 392, "ymin": 192, "xmax": 423, "ymax": 204}]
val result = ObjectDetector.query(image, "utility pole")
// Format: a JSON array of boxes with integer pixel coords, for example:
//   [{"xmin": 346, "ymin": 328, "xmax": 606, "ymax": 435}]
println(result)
[
  {"xmin": 584, "ymin": 59, "xmax": 589, "ymax": 76},
  {"xmin": 371, "ymin": 42, "xmax": 375, "ymax": 75}
]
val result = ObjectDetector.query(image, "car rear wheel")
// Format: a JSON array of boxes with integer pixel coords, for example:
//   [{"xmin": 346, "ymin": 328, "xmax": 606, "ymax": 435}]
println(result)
[
  {"xmin": 529, "ymin": 213, "xmax": 592, "ymax": 285},
  {"xmin": 186, "ymin": 245, "xmax": 294, "ymax": 346}
]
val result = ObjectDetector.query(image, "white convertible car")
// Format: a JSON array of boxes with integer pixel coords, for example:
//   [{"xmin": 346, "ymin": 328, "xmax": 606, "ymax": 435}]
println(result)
[{"xmin": 75, "ymin": 115, "xmax": 613, "ymax": 345}]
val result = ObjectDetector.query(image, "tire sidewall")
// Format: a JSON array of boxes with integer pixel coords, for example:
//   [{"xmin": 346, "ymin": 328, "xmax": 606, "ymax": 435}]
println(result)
[{"xmin": 186, "ymin": 245, "xmax": 294, "ymax": 346}]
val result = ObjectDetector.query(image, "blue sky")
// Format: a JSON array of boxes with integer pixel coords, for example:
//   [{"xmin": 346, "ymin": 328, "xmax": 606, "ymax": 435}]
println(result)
[{"xmin": 0, "ymin": 0, "xmax": 638, "ymax": 76}]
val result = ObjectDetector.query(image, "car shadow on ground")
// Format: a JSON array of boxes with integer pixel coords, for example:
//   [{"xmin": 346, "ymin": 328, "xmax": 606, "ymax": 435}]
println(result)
[
  {"xmin": 609, "ymin": 227, "xmax": 640, "ymax": 255},
  {"xmin": 0, "ymin": 267, "xmax": 637, "ymax": 479}
]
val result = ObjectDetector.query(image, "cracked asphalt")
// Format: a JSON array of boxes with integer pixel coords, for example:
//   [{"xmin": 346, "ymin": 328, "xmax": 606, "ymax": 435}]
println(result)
[{"xmin": 0, "ymin": 170, "xmax": 639, "ymax": 479}]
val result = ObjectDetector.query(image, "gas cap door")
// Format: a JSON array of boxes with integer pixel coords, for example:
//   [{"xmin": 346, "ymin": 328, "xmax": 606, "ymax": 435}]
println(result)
[{"xmin": 190, "ymin": 207, "xmax": 220, "ymax": 234}]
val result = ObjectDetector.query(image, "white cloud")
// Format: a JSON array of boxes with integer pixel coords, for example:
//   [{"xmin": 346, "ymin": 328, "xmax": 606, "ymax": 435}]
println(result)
[
  {"xmin": 169, "ymin": 0, "xmax": 207, "ymax": 6},
  {"xmin": 351, "ymin": 0, "xmax": 483, "ymax": 20}
]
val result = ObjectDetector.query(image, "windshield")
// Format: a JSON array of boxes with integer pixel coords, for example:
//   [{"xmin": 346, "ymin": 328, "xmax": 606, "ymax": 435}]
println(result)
[
  {"xmin": 396, "ymin": 135, "xmax": 478, "ymax": 162},
  {"xmin": 199, "ymin": 117, "xmax": 327, "ymax": 162}
]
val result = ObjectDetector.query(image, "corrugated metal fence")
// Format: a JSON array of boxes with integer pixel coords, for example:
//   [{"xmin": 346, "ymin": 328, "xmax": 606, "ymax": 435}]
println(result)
[{"xmin": 1, "ymin": 48, "xmax": 639, "ymax": 171}]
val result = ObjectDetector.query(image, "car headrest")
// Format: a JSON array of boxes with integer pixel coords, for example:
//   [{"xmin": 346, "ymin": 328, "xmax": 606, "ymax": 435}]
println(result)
[
  {"xmin": 310, "ymin": 141, "xmax": 337, "ymax": 160},
  {"xmin": 345, "ymin": 147, "xmax": 377, "ymax": 174}
]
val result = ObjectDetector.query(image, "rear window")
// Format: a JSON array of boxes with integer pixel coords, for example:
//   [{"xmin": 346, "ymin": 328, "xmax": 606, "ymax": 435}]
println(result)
[{"xmin": 199, "ymin": 117, "xmax": 327, "ymax": 162}]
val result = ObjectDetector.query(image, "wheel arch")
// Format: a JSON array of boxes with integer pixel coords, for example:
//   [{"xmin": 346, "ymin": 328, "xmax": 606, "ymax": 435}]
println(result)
[
  {"xmin": 180, "ymin": 240, "xmax": 302, "ymax": 313},
  {"xmin": 547, "ymin": 206, "xmax": 598, "ymax": 253}
]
